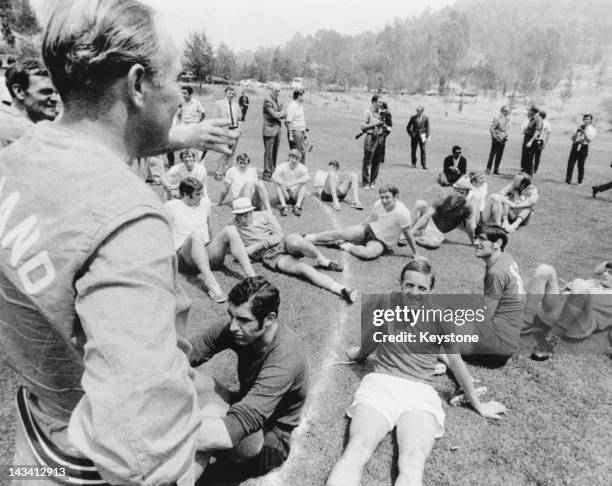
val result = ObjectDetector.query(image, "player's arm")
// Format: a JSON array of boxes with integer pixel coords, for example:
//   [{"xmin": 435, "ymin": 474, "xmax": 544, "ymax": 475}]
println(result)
[
  {"xmin": 446, "ymin": 354, "xmax": 507, "ymax": 419},
  {"xmin": 347, "ymin": 295, "xmax": 384, "ymax": 360},
  {"xmin": 294, "ymin": 167, "xmax": 311, "ymax": 185},
  {"xmin": 70, "ymin": 216, "xmax": 202, "ymax": 484},
  {"xmin": 160, "ymin": 166, "xmax": 175, "ymax": 192},
  {"xmin": 218, "ymin": 181, "xmax": 231, "ymax": 205},
  {"xmin": 271, "ymin": 169, "xmax": 286, "ymax": 186},
  {"xmin": 400, "ymin": 226, "xmax": 418, "ymax": 255}
]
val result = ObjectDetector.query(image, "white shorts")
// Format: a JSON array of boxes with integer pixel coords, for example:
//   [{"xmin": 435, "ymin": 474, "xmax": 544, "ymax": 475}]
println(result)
[
  {"xmin": 423, "ymin": 218, "xmax": 446, "ymax": 246},
  {"xmin": 347, "ymin": 373, "xmax": 445, "ymax": 438}
]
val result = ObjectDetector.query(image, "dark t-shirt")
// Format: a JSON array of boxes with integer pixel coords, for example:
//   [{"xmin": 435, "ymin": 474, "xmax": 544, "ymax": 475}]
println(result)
[
  {"xmin": 484, "ymin": 252, "xmax": 526, "ymax": 350},
  {"xmin": 524, "ymin": 117, "xmax": 542, "ymax": 141},
  {"xmin": 431, "ymin": 194, "xmax": 472, "ymax": 233},
  {"xmin": 190, "ymin": 321, "xmax": 309, "ymax": 447}
]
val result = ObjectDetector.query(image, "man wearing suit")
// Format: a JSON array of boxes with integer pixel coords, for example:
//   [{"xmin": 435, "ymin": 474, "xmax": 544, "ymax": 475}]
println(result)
[
  {"xmin": 213, "ymin": 85, "xmax": 241, "ymax": 180},
  {"xmin": 406, "ymin": 106, "xmax": 430, "ymax": 169},
  {"xmin": 238, "ymin": 90, "xmax": 249, "ymax": 121},
  {"xmin": 486, "ymin": 105, "xmax": 510, "ymax": 175},
  {"xmin": 262, "ymin": 82, "xmax": 286, "ymax": 181}
]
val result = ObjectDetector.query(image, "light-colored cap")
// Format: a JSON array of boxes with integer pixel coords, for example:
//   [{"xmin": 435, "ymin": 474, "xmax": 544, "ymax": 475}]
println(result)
[
  {"xmin": 453, "ymin": 176, "xmax": 473, "ymax": 191},
  {"xmin": 232, "ymin": 197, "xmax": 255, "ymax": 214}
]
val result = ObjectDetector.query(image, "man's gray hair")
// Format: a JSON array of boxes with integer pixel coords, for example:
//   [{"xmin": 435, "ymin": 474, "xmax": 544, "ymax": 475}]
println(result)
[{"xmin": 42, "ymin": 0, "xmax": 160, "ymax": 101}]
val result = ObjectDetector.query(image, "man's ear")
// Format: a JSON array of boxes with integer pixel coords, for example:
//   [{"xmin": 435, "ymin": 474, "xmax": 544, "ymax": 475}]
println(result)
[
  {"xmin": 262, "ymin": 312, "xmax": 277, "ymax": 328},
  {"xmin": 12, "ymin": 83, "xmax": 26, "ymax": 101},
  {"xmin": 127, "ymin": 64, "xmax": 146, "ymax": 109}
]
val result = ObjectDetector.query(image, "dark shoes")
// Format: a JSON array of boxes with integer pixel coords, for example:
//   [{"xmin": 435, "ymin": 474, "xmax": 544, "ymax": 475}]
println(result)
[
  {"xmin": 531, "ymin": 331, "xmax": 559, "ymax": 361},
  {"xmin": 323, "ymin": 260, "xmax": 344, "ymax": 272},
  {"xmin": 341, "ymin": 288, "xmax": 359, "ymax": 304},
  {"xmin": 293, "ymin": 206, "xmax": 302, "ymax": 217},
  {"xmin": 280, "ymin": 206, "xmax": 290, "ymax": 216},
  {"xmin": 592, "ymin": 187, "xmax": 598, "ymax": 199}
]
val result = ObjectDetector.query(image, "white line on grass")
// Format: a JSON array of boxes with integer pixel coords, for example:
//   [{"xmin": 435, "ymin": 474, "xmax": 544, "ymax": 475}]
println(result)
[{"xmin": 260, "ymin": 197, "xmax": 353, "ymax": 486}]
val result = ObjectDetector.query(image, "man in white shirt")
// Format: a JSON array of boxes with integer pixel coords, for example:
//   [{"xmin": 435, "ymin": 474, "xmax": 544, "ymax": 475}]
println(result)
[
  {"xmin": 161, "ymin": 149, "xmax": 208, "ymax": 198},
  {"xmin": 177, "ymin": 85, "xmax": 205, "ymax": 125},
  {"xmin": 271, "ymin": 149, "xmax": 310, "ymax": 216},
  {"xmin": 566, "ymin": 113, "xmax": 596, "ymax": 185},
  {"xmin": 533, "ymin": 110, "xmax": 551, "ymax": 175},
  {"xmin": 217, "ymin": 152, "xmax": 271, "ymax": 210},
  {"xmin": 213, "ymin": 85, "xmax": 241, "ymax": 180},
  {"xmin": 286, "ymin": 88, "xmax": 308, "ymax": 164},
  {"xmin": 304, "ymin": 184, "xmax": 418, "ymax": 260},
  {"xmin": 164, "ymin": 177, "xmax": 256, "ymax": 303}
]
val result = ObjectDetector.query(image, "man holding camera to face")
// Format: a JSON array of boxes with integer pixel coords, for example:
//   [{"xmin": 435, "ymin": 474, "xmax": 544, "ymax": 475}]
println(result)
[{"xmin": 566, "ymin": 114, "xmax": 596, "ymax": 185}]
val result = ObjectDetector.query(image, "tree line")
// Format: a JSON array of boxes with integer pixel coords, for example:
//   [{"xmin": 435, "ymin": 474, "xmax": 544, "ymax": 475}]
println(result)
[{"xmin": 183, "ymin": 0, "xmax": 612, "ymax": 94}]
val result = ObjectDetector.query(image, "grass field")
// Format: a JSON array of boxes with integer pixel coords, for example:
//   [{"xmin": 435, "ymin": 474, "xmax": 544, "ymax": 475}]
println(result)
[{"xmin": 1, "ymin": 86, "xmax": 611, "ymax": 486}]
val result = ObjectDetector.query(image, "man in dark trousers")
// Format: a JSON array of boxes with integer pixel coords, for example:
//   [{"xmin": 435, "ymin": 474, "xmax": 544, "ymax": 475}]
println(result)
[
  {"xmin": 262, "ymin": 82, "xmax": 286, "ymax": 181},
  {"xmin": 566, "ymin": 114, "xmax": 596, "ymax": 185},
  {"xmin": 406, "ymin": 105, "xmax": 430, "ymax": 169},
  {"xmin": 239, "ymin": 90, "xmax": 249, "ymax": 121},
  {"xmin": 520, "ymin": 107, "xmax": 541, "ymax": 176},
  {"xmin": 486, "ymin": 105, "xmax": 510, "ymax": 175}
]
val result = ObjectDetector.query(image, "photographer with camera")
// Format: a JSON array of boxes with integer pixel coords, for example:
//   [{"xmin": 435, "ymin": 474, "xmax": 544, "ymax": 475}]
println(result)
[
  {"xmin": 360, "ymin": 95, "xmax": 385, "ymax": 189},
  {"xmin": 566, "ymin": 114, "xmax": 596, "ymax": 185}
]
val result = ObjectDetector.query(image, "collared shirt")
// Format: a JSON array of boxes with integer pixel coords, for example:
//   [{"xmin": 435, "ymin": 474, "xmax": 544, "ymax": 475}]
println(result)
[
  {"xmin": 179, "ymin": 99, "xmax": 205, "ymax": 124},
  {"xmin": 286, "ymin": 100, "xmax": 306, "ymax": 131}
]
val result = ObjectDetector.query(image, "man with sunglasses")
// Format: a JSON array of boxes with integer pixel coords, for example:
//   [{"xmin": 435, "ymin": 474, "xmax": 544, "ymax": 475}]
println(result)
[{"xmin": 524, "ymin": 260, "xmax": 612, "ymax": 360}]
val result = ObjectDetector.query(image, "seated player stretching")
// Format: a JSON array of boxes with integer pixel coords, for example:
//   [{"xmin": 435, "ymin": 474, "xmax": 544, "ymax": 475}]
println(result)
[
  {"xmin": 524, "ymin": 260, "xmax": 612, "ymax": 360},
  {"xmin": 305, "ymin": 184, "xmax": 418, "ymax": 260},
  {"xmin": 399, "ymin": 177, "xmax": 474, "ymax": 250},
  {"xmin": 482, "ymin": 172, "xmax": 538, "ymax": 233},
  {"xmin": 326, "ymin": 258, "xmax": 506, "ymax": 486},
  {"xmin": 190, "ymin": 276, "xmax": 309, "ymax": 478},
  {"xmin": 164, "ymin": 177, "xmax": 256, "ymax": 303},
  {"xmin": 217, "ymin": 152, "xmax": 271, "ymax": 211},
  {"xmin": 315, "ymin": 159, "xmax": 364, "ymax": 211},
  {"xmin": 271, "ymin": 148, "xmax": 310, "ymax": 216},
  {"xmin": 231, "ymin": 198, "xmax": 358, "ymax": 303}
]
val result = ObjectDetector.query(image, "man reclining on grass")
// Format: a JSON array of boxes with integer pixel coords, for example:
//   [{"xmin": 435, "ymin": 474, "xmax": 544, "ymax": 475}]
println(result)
[
  {"xmin": 217, "ymin": 152, "xmax": 271, "ymax": 211},
  {"xmin": 327, "ymin": 258, "xmax": 506, "ymax": 486},
  {"xmin": 482, "ymin": 172, "xmax": 538, "ymax": 233},
  {"xmin": 398, "ymin": 177, "xmax": 474, "ymax": 250},
  {"xmin": 164, "ymin": 177, "xmax": 256, "ymax": 303},
  {"xmin": 305, "ymin": 184, "xmax": 418, "ymax": 260},
  {"xmin": 189, "ymin": 276, "xmax": 309, "ymax": 479},
  {"xmin": 314, "ymin": 159, "xmax": 364, "ymax": 211},
  {"xmin": 523, "ymin": 260, "xmax": 612, "ymax": 361},
  {"xmin": 231, "ymin": 197, "xmax": 358, "ymax": 303}
]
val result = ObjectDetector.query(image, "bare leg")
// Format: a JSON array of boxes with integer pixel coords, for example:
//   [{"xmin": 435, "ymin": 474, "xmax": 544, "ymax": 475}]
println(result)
[
  {"xmin": 284, "ymin": 233, "xmax": 333, "ymax": 266},
  {"xmin": 337, "ymin": 173, "xmax": 361, "ymax": 205},
  {"xmin": 525, "ymin": 264, "xmax": 562, "ymax": 324},
  {"xmin": 305, "ymin": 224, "xmax": 365, "ymax": 244},
  {"xmin": 295, "ymin": 183, "xmax": 307, "ymax": 207},
  {"xmin": 206, "ymin": 226, "xmax": 256, "ymax": 277},
  {"xmin": 276, "ymin": 184, "xmax": 289, "ymax": 207},
  {"xmin": 394, "ymin": 411, "xmax": 438, "ymax": 486},
  {"xmin": 342, "ymin": 240, "xmax": 385, "ymax": 260},
  {"xmin": 326, "ymin": 403, "xmax": 390, "ymax": 486},
  {"xmin": 482, "ymin": 194, "xmax": 504, "ymax": 225},
  {"xmin": 277, "ymin": 256, "xmax": 344, "ymax": 295},
  {"xmin": 178, "ymin": 232, "xmax": 220, "ymax": 289},
  {"xmin": 254, "ymin": 181, "xmax": 272, "ymax": 211}
]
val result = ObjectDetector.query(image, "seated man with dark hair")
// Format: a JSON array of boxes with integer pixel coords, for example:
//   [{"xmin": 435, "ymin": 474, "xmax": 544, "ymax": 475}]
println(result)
[
  {"xmin": 437, "ymin": 145, "xmax": 467, "ymax": 186},
  {"xmin": 164, "ymin": 177, "xmax": 256, "ymax": 303},
  {"xmin": 190, "ymin": 276, "xmax": 309, "ymax": 478},
  {"xmin": 327, "ymin": 258, "xmax": 506, "ymax": 486},
  {"xmin": 524, "ymin": 260, "xmax": 612, "ymax": 361},
  {"xmin": 305, "ymin": 184, "xmax": 418, "ymax": 260},
  {"xmin": 400, "ymin": 177, "xmax": 474, "ymax": 250}
]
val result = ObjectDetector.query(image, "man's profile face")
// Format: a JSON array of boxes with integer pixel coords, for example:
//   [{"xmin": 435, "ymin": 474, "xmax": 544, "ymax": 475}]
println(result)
[
  {"xmin": 272, "ymin": 87, "xmax": 280, "ymax": 98},
  {"xmin": 228, "ymin": 301, "xmax": 267, "ymax": 346},
  {"xmin": 473, "ymin": 234, "xmax": 497, "ymax": 259},
  {"xmin": 401, "ymin": 270, "xmax": 432, "ymax": 295},
  {"xmin": 379, "ymin": 190, "xmax": 396, "ymax": 210},
  {"xmin": 19, "ymin": 75, "xmax": 58, "ymax": 122}
]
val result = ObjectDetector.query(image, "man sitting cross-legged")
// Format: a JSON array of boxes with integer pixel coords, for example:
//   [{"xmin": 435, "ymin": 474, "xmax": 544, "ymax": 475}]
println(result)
[
  {"xmin": 189, "ymin": 276, "xmax": 309, "ymax": 479},
  {"xmin": 523, "ymin": 260, "xmax": 612, "ymax": 361},
  {"xmin": 231, "ymin": 197, "xmax": 358, "ymax": 303},
  {"xmin": 164, "ymin": 177, "xmax": 256, "ymax": 303},
  {"xmin": 315, "ymin": 159, "xmax": 364, "ymax": 211},
  {"xmin": 399, "ymin": 177, "xmax": 474, "ymax": 250},
  {"xmin": 271, "ymin": 148, "xmax": 310, "ymax": 216},
  {"xmin": 326, "ymin": 258, "xmax": 506, "ymax": 486},
  {"xmin": 305, "ymin": 184, "xmax": 418, "ymax": 260},
  {"xmin": 217, "ymin": 152, "xmax": 271, "ymax": 211},
  {"xmin": 482, "ymin": 172, "xmax": 538, "ymax": 233}
]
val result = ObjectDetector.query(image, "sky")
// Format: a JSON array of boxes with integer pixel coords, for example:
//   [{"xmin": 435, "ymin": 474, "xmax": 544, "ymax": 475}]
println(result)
[{"xmin": 30, "ymin": 0, "xmax": 455, "ymax": 53}]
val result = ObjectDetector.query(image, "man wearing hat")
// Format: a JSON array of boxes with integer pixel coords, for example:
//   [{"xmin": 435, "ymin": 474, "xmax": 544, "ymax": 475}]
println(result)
[
  {"xmin": 406, "ymin": 106, "xmax": 430, "ymax": 169},
  {"xmin": 401, "ymin": 177, "xmax": 474, "ymax": 249},
  {"xmin": 271, "ymin": 148, "xmax": 310, "ymax": 216},
  {"xmin": 231, "ymin": 198, "xmax": 358, "ymax": 303}
]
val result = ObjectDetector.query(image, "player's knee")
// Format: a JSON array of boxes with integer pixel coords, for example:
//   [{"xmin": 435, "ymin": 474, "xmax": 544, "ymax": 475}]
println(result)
[
  {"xmin": 570, "ymin": 278, "xmax": 590, "ymax": 293},
  {"xmin": 414, "ymin": 200, "xmax": 427, "ymax": 211},
  {"xmin": 534, "ymin": 264, "xmax": 555, "ymax": 281},
  {"xmin": 397, "ymin": 448, "xmax": 427, "ymax": 477},
  {"xmin": 284, "ymin": 233, "xmax": 302, "ymax": 249},
  {"xmin": 345, "ymin": 431, "xmax": 378, "ymax": 461}
]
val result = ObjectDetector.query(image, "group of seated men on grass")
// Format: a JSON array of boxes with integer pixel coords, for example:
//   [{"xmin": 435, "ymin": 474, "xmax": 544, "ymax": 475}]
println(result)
[{"xmin": 153, "ymin": 140, "xmax": 611, "ymax": 485}]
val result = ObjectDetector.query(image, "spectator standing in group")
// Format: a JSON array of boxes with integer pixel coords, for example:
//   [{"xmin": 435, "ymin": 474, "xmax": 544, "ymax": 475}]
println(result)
[
  {"xmin": 0, "ymin": 58, "xmax": 59, "ymax": 147},
  {"xmin": 533, "ymin": 110, "xmax": 551, "ymax": 175},
  {"xmin": 213, "ymin": 85, "xmax": 241, "ymax": 180},
  {"xmin": 175, "ymin": 84, "xmax": 206, "ymax": 161},
  {"xmin": 378, "ymin": 101, "xmax": 392, "ymax": 163},
  {"xmin": 566, "ymin": 114, "xmax": 596, "ymax": 185},
  {"xmin": 406, "ymin": 105, "xmax": 430, "ymax": 169},
  {"xmin": 520, "ymin": 106, "xmax": 542, "ymax": 176},
  {"xmin": 238, "ymin": 89, "xmax": 249, "ymax": 121},
  {"xmin": 262, "ymin": 82, "xmax": 286, "ymax": 181},
  {"xmin": 286, "ymin": 88, "xmax": 308, "ymax": 165},
  {"xmin": 486, "ymin": 105, "xmax": 510, "ymax": 175},
  {"xmin": 360, "ymin": 95, "xmax": 385, "ymax": 189}
]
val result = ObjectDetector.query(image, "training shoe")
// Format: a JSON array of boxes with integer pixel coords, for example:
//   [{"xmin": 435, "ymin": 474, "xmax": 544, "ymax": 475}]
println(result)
[
  {"xmin": 341, "ymin": 288, "xmax": 359, "ymax": 304},
  {"xmin": 324, "ymin": 260, "xmax": 344, "ymax": 272},
  {"xmin": 493, "ymin": 171, "xmax": 500, "ymax": 175},
  {"xmin": 293, "ymin": 206, "xmax": 302, "ymax": 217},
  {"xmin": 207, "ymin": 285, "xmax": 227, "ymax": 303},
  {"xmin": 434, "ymin": 362, "xmax": 447, "ymax": 375},
  {"xmin": 592, "ymin": 186, "xmax": 598, "ymax": 199},
  {"xmin": 351, "ymin": 201, "xmax": 364, "ymax": 210},
  {"xmin": 280, "ymin": 206, "xmax": 290, "ymax": 216},
  {"xmin": 397, "ymin": 236, "xmax": 408, "ymax": 247},
  {"xmin": 531, "ymin": 333, "xmax": 559, "ymax": 361}
]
